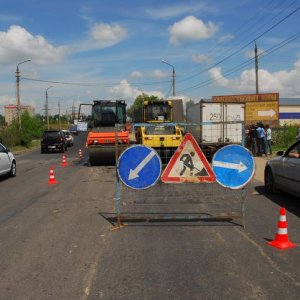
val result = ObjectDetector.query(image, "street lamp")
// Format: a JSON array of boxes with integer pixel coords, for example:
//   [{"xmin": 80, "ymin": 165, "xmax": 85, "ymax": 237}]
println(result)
[
  {"xmin": 161, "ymin": 59, "xmax": 176, "ymax": 96},
  {"xmin": 45, "ymin": 86, "xmax": 53, "ymax": 130},
  {"xmin": 16, "ymin": 59, "xmax": 31, "ymax": 128}
]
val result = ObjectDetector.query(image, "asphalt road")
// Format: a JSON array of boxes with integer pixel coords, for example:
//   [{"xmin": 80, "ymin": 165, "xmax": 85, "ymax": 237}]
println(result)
[{"xmin": 0, "ymin": 133, "xmax": 299, "ymax": 300}]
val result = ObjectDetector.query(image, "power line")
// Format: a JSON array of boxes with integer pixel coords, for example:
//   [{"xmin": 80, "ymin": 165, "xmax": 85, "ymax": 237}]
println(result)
[
  {"xmin": 21, "ymin": 77, "xmax": 170, "ymax": 87},
  {"xmin": 176, "ymin": 3, "xmax": 300, "ymax": 86},
  {"xmin": 177, "ymin": 31, "xmax": 300, "ymax": 93}
]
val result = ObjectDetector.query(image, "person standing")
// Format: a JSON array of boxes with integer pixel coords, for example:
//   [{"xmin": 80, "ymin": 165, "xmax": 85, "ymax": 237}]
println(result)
[
  {"xmin": 265, "ymin": 124, "xmax": 272, "ymax": 156},
  {"xmin": 249, "ymin": 124, "xmax": 257, "ymax": 156},
  {"xmin": 256, "ymin": 123, "xmax": 266, "ymax": 156}
]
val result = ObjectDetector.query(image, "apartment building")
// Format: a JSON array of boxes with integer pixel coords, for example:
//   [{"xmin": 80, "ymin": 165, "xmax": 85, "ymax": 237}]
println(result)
[{"xmin": 4, "ymin": 104, "xmax": 35, "ymax": 125}]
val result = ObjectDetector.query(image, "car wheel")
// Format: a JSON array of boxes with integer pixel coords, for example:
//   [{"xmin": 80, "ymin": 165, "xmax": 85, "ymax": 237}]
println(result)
[
  {"xmin": 264, "ymin": 167, "xmax": 278, "ymax": 194},
  {"xmin": 8, "ymin": 161, "xmax": 16, "ymax": 177}
]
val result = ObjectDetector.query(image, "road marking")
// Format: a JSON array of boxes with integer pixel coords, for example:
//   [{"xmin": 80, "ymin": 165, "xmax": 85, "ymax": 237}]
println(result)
[
  {"xmin": 212, "ymin": 160, "xmax": 248, "ymax": 173},
  {"xmin": 128, "ymin": 150, "xmax": 156, "ymax": 180}
]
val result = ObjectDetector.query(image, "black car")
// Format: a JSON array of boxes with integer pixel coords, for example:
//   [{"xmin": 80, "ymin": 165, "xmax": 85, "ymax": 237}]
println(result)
[{"xmin": 41, "ymin": 130, "xmax": 68, "ymax": 153}]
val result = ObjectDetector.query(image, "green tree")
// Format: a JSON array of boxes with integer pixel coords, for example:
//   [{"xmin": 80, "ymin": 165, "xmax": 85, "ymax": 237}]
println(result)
[
  {"xmin": 127, "ymin": 93, "xmax": 159, "ymax": 119},
  {"xmin": 0, "ymin": 114, "xmax": 5, "ymax": 127},
  {"xmin": 0, "ymin": 123, "xmax": 20, "ymax": 147},
  {"xmin": 185, "ymin": 99, "xmax": 195, "ymax": 110},
  {"xmin": 19, "ymin": 112, "xmax": 43, "ymax": 147}
]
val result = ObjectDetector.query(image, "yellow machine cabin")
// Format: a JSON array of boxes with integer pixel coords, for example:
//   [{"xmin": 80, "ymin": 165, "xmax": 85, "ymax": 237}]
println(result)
[{"xmin": 134, "ymin": 100, "xmax": 183, "ymax": 163}]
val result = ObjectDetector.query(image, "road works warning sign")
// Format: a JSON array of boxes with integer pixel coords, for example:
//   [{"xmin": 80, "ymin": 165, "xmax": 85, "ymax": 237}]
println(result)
[{"xmin": 161, "ymin": 133, "xmax": 216, "ymax": 183}]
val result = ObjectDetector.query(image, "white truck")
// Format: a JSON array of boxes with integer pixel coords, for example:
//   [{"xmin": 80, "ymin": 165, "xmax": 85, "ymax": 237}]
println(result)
[{"xmin": 186, "ymin": 100, "xmax": 245, "ymax": 160}]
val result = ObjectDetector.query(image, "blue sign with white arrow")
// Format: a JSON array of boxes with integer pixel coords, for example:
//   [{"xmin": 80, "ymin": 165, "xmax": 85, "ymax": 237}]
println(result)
[
  {"xmin": 212, "ymin": 145, "xmax": 255, "ymax": 189},
  {"xmin": 117, "ymin": 145, "xmax": 162, "ymax": 189}
]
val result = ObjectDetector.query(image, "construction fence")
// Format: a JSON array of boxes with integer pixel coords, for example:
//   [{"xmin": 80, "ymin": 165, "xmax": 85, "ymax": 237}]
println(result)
[{"xmin": 103, "ymin": 121, "xmax": 249, "ymax": 229}]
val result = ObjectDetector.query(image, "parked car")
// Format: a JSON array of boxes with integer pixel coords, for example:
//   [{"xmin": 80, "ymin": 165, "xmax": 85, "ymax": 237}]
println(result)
[
  {"xmin": 0, "ymin": 142, "xmax": 16, "ymax": 177},
  {"xmin": 62, "ymin": 129, "xmax": 74, "ymax": 147},
  {"xmin": 41, "ymin": 130, "xmax": 68, "ymax": 153},
  {"xmin": 264, "ymin": 140, "xmax": 300, "ymax": 198}
]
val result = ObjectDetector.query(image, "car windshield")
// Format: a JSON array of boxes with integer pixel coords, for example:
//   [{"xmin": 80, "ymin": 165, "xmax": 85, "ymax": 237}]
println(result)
[
  {"xmin": 0, "ymin": 143, "xmax": 6, "ymax": 152},
  {"xmin": 287, "ymin": 142, "xmax": 300, "ymax": 158},
  {"xmin": 43, "ymin": 132, "xmax": 60, "ymax": 137}
]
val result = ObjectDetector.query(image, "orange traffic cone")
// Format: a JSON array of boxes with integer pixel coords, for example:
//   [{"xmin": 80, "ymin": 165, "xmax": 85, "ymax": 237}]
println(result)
[
  {"xmin": 48, "ymin": 167, "xmax": 58, "ymax": 185},
  {"xmin": 268, "ymin": 207, "xmax": 296, "ymax": 250},
  {"xmin": 61, "ymin": 154, "xmax": 68, "ymax": 166},
  {"xmin": 78, "ymin": 149, "xmax": 83, "ymax": 159}
]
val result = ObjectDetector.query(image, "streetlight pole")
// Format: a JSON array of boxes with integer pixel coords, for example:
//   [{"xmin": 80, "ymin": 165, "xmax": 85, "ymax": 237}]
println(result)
[
  {"xmin": 45, "ymin": 86, "xmax": 53, "ymax": 130},
  {"xmin": 161, "ymin": 59, "xmax": 176, "ymax": 96},
  {"xmin": 16, "ymin": 59, "xmax": 31, "ymax": 128}
]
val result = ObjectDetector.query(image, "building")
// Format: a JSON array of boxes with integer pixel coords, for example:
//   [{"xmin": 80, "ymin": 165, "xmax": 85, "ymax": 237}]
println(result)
[
  {"xmin": 278, "ymin": 98, "xmax": 300, "ymax": 125},
  {"xmin": 4, "ymin": 104, "xmax": 35, "ymax": 126}
]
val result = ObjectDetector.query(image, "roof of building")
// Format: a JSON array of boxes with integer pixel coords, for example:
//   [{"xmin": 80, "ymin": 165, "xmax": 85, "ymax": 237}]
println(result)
[{"xmin": 279, "ymin": 98, "xmax": 300, "ymax": 106}]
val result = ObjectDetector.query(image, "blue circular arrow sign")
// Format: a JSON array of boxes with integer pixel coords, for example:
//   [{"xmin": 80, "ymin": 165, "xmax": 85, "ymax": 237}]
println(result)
[
  {"xmin": 117, "ymin": 145, "xmax": 162, "ymax": 189},
  {"xmin": 212, "ymin": 145, "xmax": 255, "ymax": 189}
]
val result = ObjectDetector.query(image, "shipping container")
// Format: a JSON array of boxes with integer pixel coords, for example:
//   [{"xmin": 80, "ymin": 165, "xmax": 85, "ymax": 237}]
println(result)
[{"xmin": 186, "ymin": 100, "xmax": 245, "ymax": 160}]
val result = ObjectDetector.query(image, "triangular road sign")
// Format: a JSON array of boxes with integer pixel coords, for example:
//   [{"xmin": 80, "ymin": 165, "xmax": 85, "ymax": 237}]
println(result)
[{"xmin": 161, "ymin": 133, "xmax": 216, "ymax": 183}]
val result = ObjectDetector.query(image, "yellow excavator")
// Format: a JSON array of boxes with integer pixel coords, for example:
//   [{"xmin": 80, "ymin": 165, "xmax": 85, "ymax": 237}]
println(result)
[{"xmin": 134, "ymin": 100, "xmax": 183, "ymax": 163}]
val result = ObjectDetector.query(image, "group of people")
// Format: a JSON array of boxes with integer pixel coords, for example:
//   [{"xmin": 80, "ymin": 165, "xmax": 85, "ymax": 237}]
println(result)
[{"xmin": 246, "ymin": 122, "xmax": 272, "ymax": 157}]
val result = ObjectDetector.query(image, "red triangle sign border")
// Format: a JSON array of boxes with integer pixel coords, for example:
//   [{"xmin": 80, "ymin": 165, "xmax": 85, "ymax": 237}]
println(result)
[{"xmin": 161, "ymin": 133, "xmax": 216, "ymax": 183}]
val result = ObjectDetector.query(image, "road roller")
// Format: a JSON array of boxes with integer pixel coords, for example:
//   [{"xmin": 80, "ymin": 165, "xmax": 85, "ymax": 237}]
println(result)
[
  {"xmin": 78, "ymin": 100, "xmax": 129, "ymax": 165},
  {"xmin": 133, "ymin": 100, "xmax": 183, "ymax": 164}
]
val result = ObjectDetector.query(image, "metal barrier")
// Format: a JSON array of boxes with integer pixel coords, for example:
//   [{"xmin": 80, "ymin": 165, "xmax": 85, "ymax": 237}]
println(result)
[{"xmin": 102, "ymin": 122, "xmax": 248, "ymax": 229}]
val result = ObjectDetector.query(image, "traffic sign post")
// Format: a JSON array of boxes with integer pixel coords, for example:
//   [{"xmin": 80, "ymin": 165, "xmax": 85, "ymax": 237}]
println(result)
[
  {"xmin": 117, "ymin": 145, "xmax": 162, "ymax": 190},
  {"xmin": 212, "ymin": 145, "xmax": 255, "ymax": 189}
]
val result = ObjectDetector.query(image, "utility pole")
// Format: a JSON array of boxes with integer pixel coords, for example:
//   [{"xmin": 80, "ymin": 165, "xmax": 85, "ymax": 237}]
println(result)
[
  {"xmin": 72, "ymin": 102, "xmax": 76, "ymax": 122},
  {"xmin": 45, "ymin": 86, "xmax": 53, "ymax": 130},
  {"xmin": 58, "ymin": 100, "xmax": 61, "ymax": 130},
  {"xmin": 161, "ymin": 60, "xmax": 176, "ymax": 96},
  {"xmin": 255, "ymin": 41, "xmax": 259, "ymax": 94},
  {"xmin": 16, "ymin": 59, "xmax": 31, "ymax": 129}
]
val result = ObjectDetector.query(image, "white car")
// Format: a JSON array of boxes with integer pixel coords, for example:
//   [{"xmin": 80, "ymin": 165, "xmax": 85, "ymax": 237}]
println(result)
[
  {"xmin": 0, "ymin": 142, "xmax": 16, "ymax": 177},
  {"xmin": 264, "ymin": 140, "xmax": 300, "ymax": 198}
]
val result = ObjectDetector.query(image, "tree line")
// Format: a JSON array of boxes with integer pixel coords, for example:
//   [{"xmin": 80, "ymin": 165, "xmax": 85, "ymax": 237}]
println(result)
[{"xmin": 0, "ymin": 112, "xmax": 71, "ymax": 148}]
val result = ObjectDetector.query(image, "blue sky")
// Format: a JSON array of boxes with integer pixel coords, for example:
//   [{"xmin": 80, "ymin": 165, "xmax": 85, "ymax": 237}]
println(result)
[{"xmin": 0, "ymin": 0, "xmax": 300, "ymax": 115}]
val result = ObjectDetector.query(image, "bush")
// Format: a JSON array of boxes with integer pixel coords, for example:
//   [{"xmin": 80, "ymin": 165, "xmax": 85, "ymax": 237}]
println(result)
[
  {"xmin": 272, "ymin": 124, "xmax": 298, "ymax": 149},
  {"xmin": 0, "ymin": 112, "xmax": 44, "ymax": 148},
  {"xmin": 0, "ymin": 125, "xmax": 20, "ymax": 147}
]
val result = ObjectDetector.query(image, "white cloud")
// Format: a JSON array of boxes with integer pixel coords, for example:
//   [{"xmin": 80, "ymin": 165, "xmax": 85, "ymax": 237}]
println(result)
[
  {"xmin": 245, "ymin": 47, "xmax": 264, "ymax": 59},
  {"xmin": 218, "ymin": 34, "xmax": 235, "ymax": 44},
  {"xmin": 108, "ymin": 80, "xmax": 164, "ymax": 105},
  {"xmin": 90, "ymin": 23, "xmax": 128, "ymax": 47},
  {"xmin": 131, "ymin": 70, "xmax": 166, "ymax": 79},
  {"xmin": 192, "ymin": 53, "xmax": 212, "ymax": 64},
  {"xmin": 209, "ymin": 67, "xmax": 230, "ymax": 87},
  {"xmin": 208, "ymin": 58, "xmax": 300, "ymax": 97},
  {"xmin": 130, "ymin": 71, "xmax": 143, "ymax": 78},
  {"xmin": 169, "ymin": 16, "xmax": 218, "ymax": 45},
  {"xmin": 0, "ymin": 95, "xmax": 15, "ymax": 107},
  {"xmin": 149, "ymin": 69, "xmax": 166, "ymax": 78},
  {"xmin": 0, "ymin": 25, "xmax": 68, "ymax": 65},
  {"xmin": 145, "ymin": 3, "xmax": 217, "ymax": 19}
]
